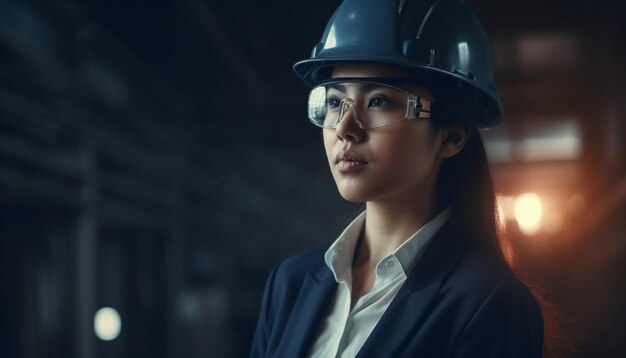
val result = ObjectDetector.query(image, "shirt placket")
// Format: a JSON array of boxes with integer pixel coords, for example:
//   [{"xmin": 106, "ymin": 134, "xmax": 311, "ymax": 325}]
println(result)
[
  {"xmin": 333, "ymin": 280, "xmax": 354, "ymax": 358},
  {"xmin": 336, "ymin": 256, "xmax": 403, "ymax": 358}
]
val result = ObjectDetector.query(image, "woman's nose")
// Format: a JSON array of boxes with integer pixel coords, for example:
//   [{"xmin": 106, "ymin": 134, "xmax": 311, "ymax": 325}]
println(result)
[{"xmin": 335, "ymin": 101, "xmax": 365, "ymax": 142}]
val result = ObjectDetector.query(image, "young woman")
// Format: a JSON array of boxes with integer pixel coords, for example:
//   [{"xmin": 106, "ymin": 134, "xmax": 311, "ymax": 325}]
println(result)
[{"xmin": 251, "ymin": 0, "xmax": 544, "ymax": 357}]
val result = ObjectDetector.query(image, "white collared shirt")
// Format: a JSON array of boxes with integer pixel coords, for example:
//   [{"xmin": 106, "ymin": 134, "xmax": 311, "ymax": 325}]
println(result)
[{"xmin": 308, "ymin": 208, "xmax": 451, "ymax": 358}]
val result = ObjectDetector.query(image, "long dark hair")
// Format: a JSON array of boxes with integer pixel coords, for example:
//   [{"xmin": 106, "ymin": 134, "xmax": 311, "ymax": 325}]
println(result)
[
  {"xmin": 432, "ymin": 106, "xmax": 573, "ymax": 358},
  {"xmin": 435, "ymin": 125, "xmax": 508, "ymax": 268}
]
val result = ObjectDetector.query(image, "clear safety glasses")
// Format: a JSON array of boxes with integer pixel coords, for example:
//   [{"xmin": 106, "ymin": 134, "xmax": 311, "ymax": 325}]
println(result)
[{"xmin": 307, "ymin": 78, "xmax": 433, "ymax": 129}]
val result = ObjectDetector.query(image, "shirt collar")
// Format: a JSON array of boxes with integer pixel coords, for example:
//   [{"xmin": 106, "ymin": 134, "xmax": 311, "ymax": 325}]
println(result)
[
  {"xmin": 324, "ymin": 211, "xmax": 366, "ymax": 283},
  {"xmin": 324, "ymin": 208, "xmax": 451, "ymax": 283}
]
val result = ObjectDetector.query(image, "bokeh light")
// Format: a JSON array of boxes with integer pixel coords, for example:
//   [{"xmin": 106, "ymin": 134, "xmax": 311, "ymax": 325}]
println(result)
[
  {"xmin": 514, "ymin": 193, "xmax": 543, "ymax": 236},
  {"xmin": 94, "ymin": 307, "xmax": 122, "ymax": 341}
]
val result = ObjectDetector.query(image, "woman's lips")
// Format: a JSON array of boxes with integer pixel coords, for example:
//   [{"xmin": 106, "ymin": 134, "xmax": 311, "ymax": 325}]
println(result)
[
  {"xmin": 335, "ymin": 151, "xmax": 368, "ymax": 172},
  {"xmin": 336, "ymin": 159, "xmax": 368, "ymax": 172}
]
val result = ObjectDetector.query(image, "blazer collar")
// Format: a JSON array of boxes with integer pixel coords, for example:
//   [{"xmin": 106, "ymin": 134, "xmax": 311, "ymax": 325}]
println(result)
[
  {"xmin": 314, "ymin": 260, "xmax": 335, "ymax": 282},
  {"xmin": 274, "ymin": 258, "xmax": 337, "ymax": 357},
  {"xmin": 357, "ymin": 216, "xmax": 469, "ymax": 357},
  {"xmin": 274, "ymin": 216, "xmax": 468, "ymax": 358}
]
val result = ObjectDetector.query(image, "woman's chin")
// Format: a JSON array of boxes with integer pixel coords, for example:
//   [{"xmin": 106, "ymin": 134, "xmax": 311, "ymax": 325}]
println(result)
[
  {"xmin": 336, "ymin": 186, "xmax": 376, "ymax": 203},
  {"xmin": 338, "ymin": 194, "xmax": 366, "ymax": 203}
]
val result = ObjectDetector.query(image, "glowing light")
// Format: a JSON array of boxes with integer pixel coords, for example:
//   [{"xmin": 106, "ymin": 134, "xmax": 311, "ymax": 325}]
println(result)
[
  {"xmin": 495, "ymin": 196, "xmax": 507, "ymax": 230},
  {"xmin": 496, "ymin": 195, "xmax": 516, "ymax": 220},
  {"xmin": 514, "ymin": 193, "xmax": 542, "ymax": 236},
  {"xmin": 544, "ymin": 212, "xmax": 564, "ymax": 235},
  {"xmin": 515, "ymin": 120, "xmax": 581, "ymax": 161},
  {"xmin": 483, "ymin": 119, "xmax": 581, "ymax": 163},
  {"xmin": 94, "ymin": 307, "xmax": 121, "ymax": 341}
]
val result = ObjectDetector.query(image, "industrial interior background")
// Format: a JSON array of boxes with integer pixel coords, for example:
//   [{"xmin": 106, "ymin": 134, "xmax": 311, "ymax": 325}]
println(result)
[{"xmin": 0, "ymin": 0, "xmax": 624, "ymax": 357}]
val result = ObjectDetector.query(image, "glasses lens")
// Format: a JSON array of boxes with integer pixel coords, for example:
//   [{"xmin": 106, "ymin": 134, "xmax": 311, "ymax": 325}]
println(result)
[
  {"xmin": 307, "ymin": 81, "xmax": 415, "ymax": 129},
  {"xmin": 308, "ymin": 86, "xmax": 329, "ymax": 127}
]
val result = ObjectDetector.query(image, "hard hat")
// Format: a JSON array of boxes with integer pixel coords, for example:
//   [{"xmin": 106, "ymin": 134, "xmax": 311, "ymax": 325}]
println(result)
[{"xmin": 293, "ymin": 0, "xmax": 502, "ymax": 128}]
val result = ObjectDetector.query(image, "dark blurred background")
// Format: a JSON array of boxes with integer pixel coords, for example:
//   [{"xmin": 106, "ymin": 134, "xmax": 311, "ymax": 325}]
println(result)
[{"xmin": 0, "ymin": 0, "xmax": 624, "ymax": 357}]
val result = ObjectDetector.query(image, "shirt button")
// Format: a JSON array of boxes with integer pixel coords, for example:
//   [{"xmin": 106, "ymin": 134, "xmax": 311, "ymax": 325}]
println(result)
[{"xmin": 386, "ymin": 260, "xmax": 395, "ymax": 268}]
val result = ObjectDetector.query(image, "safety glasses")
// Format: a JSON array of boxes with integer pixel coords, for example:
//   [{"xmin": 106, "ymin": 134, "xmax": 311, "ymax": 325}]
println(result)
[{"xmin": 307, "ymin": 78, "xmax": 433, "ymax": 129}]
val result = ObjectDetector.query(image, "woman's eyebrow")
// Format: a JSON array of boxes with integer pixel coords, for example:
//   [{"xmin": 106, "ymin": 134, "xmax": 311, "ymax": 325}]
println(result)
[{"xmin": 326, "ymin": 83, "xmax": 347, "ymax": 92}]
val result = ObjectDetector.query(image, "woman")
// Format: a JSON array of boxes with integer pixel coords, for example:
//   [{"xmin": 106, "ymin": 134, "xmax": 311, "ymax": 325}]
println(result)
[{"xmin": 251, "ymin": 0, "xmax": 544, "ymax": 357}]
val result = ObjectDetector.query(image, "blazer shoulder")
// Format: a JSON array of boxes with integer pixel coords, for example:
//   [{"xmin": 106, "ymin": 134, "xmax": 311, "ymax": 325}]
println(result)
[
  {"xmin": 442, "ymin": 248, "xmax": 535, "ymax": 311},
  {"xmin": 438, "ymin": 248, "xmax": 544, "ymax": 356},
  {"xmin": 450, "ymin": 259, "xmax": 544, "ymax": 357}
]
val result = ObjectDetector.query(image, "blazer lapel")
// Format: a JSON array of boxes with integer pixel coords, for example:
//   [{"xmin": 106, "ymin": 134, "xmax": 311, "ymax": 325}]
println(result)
[
  {"xmin": 275, "ymin": 265, "xmax": 338, "ymax": 357},
  {"xmin": 357, "ymin": 218, "xmax": 468, "ymax": 357}
]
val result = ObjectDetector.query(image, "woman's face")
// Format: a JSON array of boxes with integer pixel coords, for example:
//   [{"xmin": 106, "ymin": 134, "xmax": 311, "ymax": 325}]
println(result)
[{"xmin": 322, "ymin": 64, "xmax": 445, "ymax": 204}]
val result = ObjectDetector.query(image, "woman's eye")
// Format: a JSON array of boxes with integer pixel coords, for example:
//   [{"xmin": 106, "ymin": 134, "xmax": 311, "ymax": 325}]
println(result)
[
  {"xmin": 328, "ymin": 97, "xmax": 341, "ymax": 108},
  {"xmin": 368, "ymin": 96, "xmax": 389, "ymax": 108}
]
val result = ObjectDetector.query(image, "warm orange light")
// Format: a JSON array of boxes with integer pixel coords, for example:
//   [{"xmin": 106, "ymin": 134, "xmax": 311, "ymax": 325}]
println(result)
[
  {"xmin": 567, "ymin": 193, "xmax": 586, "ymax": 217},
  {"xmin": 514, "ymin": 193, "xmax": 542, "ymax": 236},
  {"xmin": 495, "ymin": 196, "xmax": 507, "ymax": 230},
  {"xmin": 544, "ymin": 211, "xmax": 564, "ymax": 235}
]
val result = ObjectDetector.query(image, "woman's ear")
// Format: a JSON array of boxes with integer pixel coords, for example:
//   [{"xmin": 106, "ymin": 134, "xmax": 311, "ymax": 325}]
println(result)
[{"xmin": 438, "ymin": 122, "xmax": 470, "ymax": 158}]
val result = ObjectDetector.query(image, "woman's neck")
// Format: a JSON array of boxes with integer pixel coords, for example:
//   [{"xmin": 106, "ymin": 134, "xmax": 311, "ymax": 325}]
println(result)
[{"xmin": 355, "ymin": 193, "xmax": 439, "ymax": 268}]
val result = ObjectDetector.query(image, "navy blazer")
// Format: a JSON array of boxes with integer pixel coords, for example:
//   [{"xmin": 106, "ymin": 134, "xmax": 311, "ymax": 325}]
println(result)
[{"xmin": 251, "ymin": 219, "xmax": 544, "ymax": 357}]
